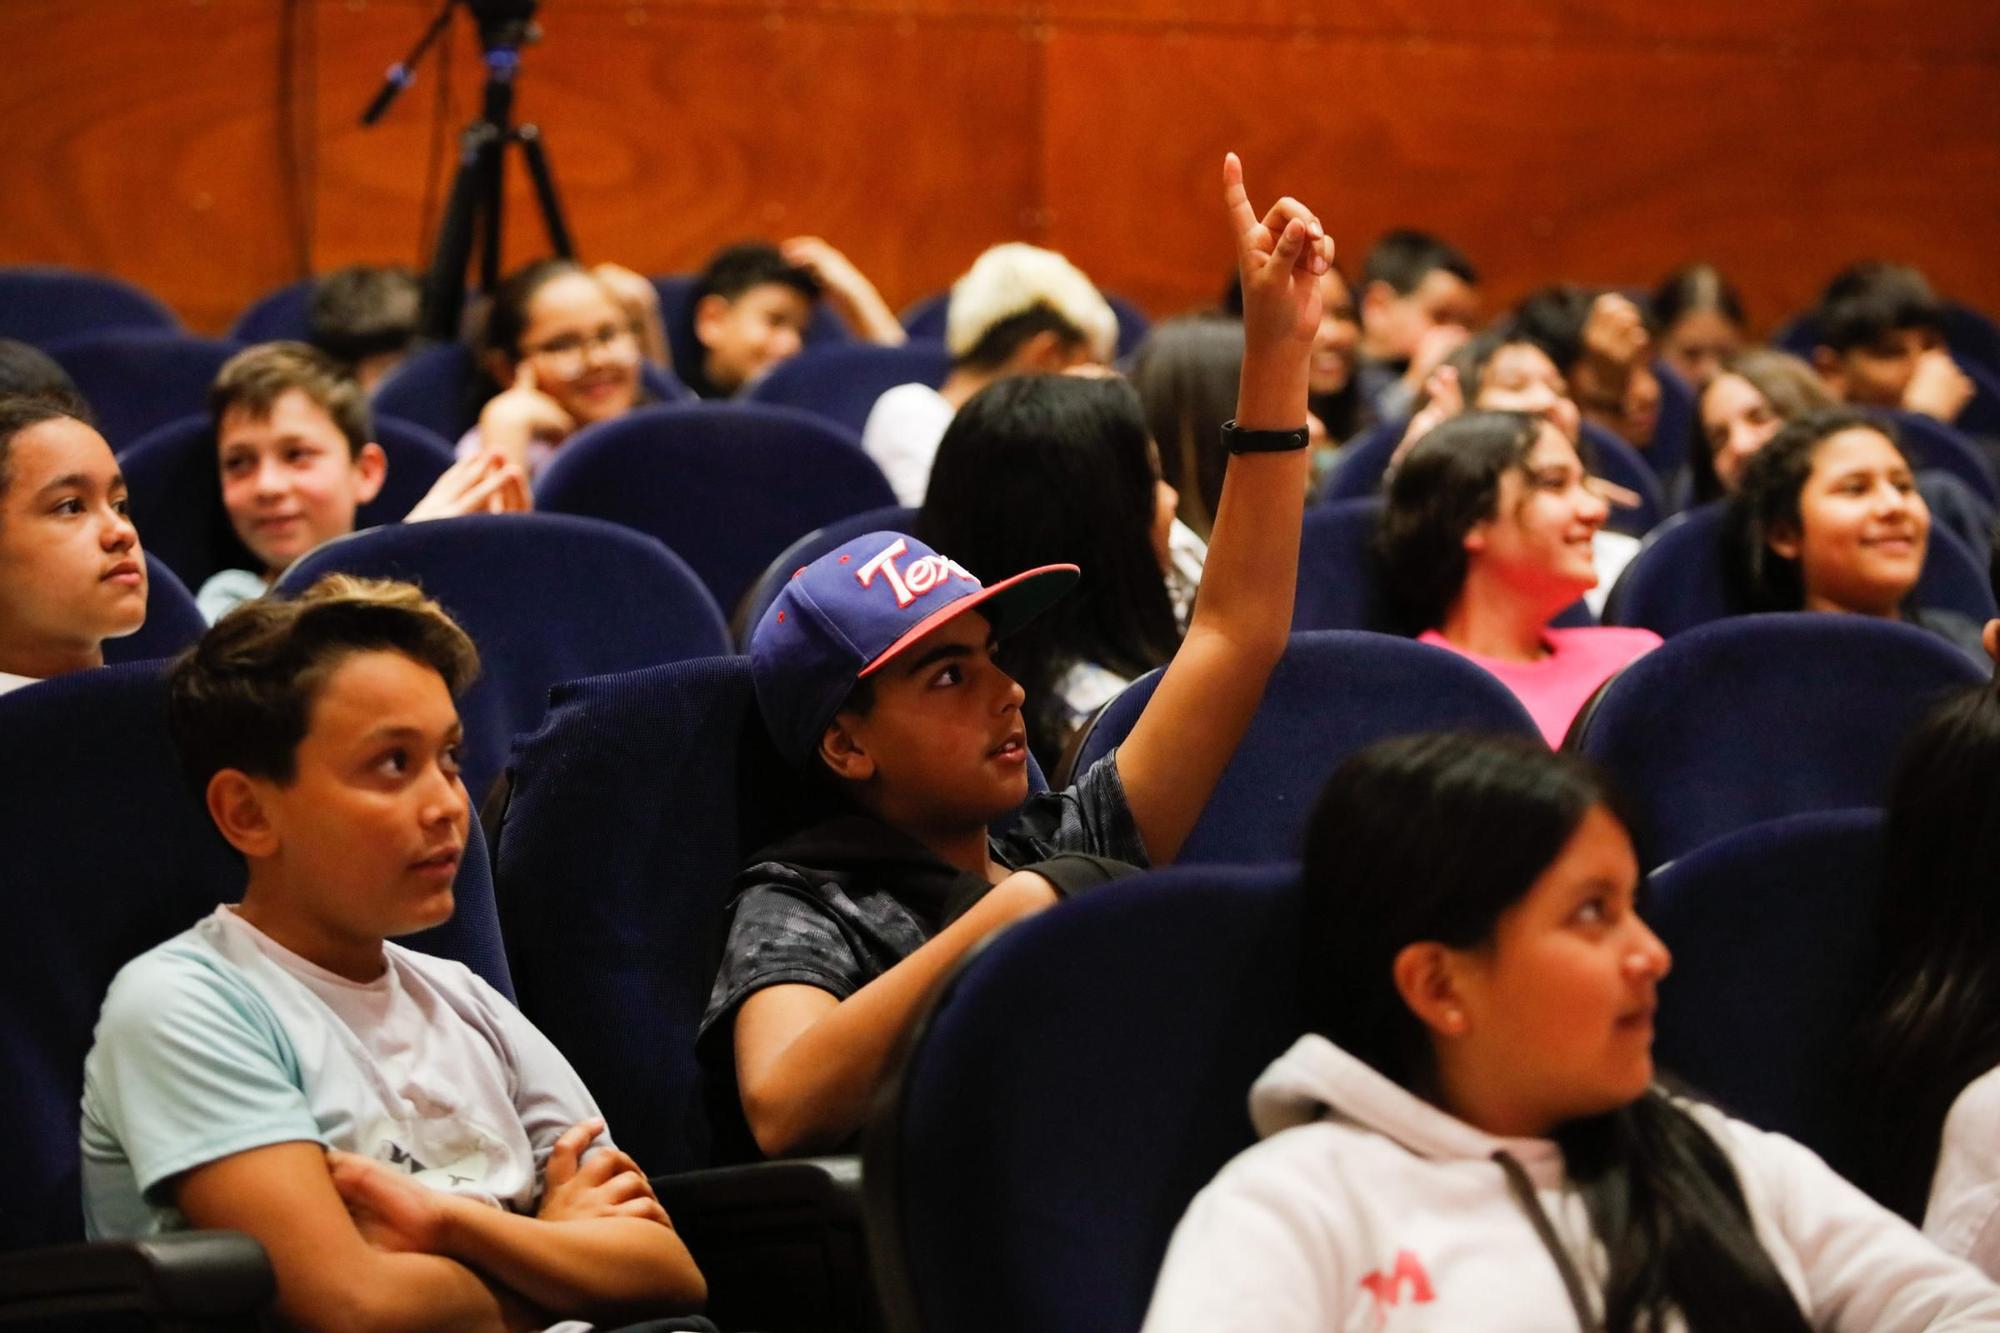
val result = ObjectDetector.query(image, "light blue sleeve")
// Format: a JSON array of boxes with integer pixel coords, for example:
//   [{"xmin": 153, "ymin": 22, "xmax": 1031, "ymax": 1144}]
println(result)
[
  {"xmin": 469, "ymin": 974, "xmax": 611, "ymax": 1174},
  {"xmin": 80, "ymin": 943, "xmax": 326, "ymax": 1237}
]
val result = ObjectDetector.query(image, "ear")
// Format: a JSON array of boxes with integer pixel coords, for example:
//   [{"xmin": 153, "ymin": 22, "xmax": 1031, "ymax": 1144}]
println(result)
[
  {"xmin": 1461, "ymin": 517, "xmax": 1491, "ymax": 556},
  {"xmin": 1391, "ymin": 941, "xmax": 1471, "ymax": 1039},
  {"xmin": 816, "ymin": 715, "xmax": 876, "ymax": 784},
  {"xmin": 692, "ymin": 293, "xmax": 732, "ymax": 351},
  {"xmin": 1767, "ymin": 520, "xmax": 1803, "ymax": 562},
  {"xmin": 206, "ymin": 769, "xmax": 281, "ymax": 860},
  {"xmin": 351, "ymin": 443, "xmax": 388, "ymax": 506}
]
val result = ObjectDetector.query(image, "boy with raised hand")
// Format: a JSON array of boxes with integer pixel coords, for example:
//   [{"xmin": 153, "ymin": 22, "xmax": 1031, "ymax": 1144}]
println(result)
[
  {"xmin": 701, "ymin": 154, "xmax": 1333, "ymax": 1158},
  {"xmin": 81, "ymin": 576, "xmax": 706, "ymax": 1331},
  {"xmin": 682, "ymin": 239, "xmax": 905, "ymax": 399}
]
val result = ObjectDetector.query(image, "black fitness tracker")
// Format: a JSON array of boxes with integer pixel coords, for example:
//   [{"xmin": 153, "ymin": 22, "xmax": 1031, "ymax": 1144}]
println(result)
[{"xmin": 1220, "ymin": 419, "xmax": 1311, "ymax": 454}]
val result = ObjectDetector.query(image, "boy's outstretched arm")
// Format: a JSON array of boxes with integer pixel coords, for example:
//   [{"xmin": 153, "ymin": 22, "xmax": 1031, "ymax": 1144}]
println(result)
[{"xmin": 1116, "ymin": 153, "xmax": 1329, "ymax": 865}]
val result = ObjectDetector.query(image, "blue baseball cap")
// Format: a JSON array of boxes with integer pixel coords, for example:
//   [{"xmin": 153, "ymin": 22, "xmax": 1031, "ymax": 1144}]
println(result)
[{"xmin": 749, "ymin": 531, "xmax": 1078, "ymax": 764}]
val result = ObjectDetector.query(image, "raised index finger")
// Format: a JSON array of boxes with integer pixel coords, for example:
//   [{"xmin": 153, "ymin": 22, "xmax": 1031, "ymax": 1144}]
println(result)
[{"xmin": 1222, "ymin": 152, "xmax": 1260, "ymax": 248}]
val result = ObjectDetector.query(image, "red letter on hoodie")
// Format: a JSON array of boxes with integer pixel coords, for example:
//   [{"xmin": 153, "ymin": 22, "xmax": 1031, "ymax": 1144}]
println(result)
[{"xmin": 1360, "ymin": 1250, "xmax": 1436, "ymax": 1311}]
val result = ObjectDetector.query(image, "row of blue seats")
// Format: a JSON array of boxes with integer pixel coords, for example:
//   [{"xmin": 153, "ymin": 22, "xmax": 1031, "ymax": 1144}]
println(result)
[{"xmin": 0, "ymin": 612, "xmax": 1959, "ymax": 1326}]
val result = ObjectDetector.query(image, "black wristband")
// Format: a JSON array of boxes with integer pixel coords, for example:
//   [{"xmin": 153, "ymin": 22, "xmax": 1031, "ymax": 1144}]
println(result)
[{"xmin": 1221, "ymin": 419, "xmax": 1310, "ymax": 454}]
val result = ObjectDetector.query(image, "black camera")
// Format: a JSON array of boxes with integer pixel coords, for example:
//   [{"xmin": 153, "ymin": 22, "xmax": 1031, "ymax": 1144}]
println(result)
[{"xmin": 463, "ymin": 0, "xmax": 538, "ymax": 47}]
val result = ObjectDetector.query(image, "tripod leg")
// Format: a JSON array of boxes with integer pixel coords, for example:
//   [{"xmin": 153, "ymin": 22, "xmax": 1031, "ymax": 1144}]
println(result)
[
  {"xmin": 424, "ymin": 123, "xmax": 502, "ymax": 341},
  {"xmin": 516, "ymin": 124, "xmax": 576, "ymax": 259}
]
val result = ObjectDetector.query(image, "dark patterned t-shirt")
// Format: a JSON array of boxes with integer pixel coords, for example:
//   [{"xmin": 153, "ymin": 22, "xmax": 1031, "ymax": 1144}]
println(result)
[{"xmin": 697, "ymin": 751, "xmax": 1146, "ymax": 1059}]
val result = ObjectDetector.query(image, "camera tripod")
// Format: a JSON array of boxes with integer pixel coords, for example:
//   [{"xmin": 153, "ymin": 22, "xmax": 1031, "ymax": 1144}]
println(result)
[{"xmin": 359, "ymin": 0, "xmax": 575, "ymax": 340}]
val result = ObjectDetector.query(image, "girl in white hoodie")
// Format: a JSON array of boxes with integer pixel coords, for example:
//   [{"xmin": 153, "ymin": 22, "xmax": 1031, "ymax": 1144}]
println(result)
[{"xmin": 1142, "ymin": 732, "xmax": 2000, "ymax": 1332}]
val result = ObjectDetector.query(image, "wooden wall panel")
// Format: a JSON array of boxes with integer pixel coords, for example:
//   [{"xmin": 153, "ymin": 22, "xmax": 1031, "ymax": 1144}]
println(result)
[{"xmin": 0, "ymin": 0, "xmax": 1993, "ymax": 337}]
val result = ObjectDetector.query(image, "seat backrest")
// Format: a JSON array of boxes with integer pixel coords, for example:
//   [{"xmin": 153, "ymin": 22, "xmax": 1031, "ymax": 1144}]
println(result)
[
  {"xmin": 0, "ymin": 266, "xmax": 179, "ymax": 347},
  {"xmin": 372, "ymin": 341, "xmax": 688, "ymax": 442},
  {"xmin": 1581, "ymin": 422, "xmax": 1666, "ymax": 537},
  {"xmin": 651, "ymin": 273, "xmax": 853, "ymax": 382},
  {"xmin": 227, "ymin": 278, "xmax": 315, "ymax": 344},
  {"xmin": 1883, "ymin": 409, "xmax": 2000, "ymax": 504},
  {"xmin": 1069, "ymin": 631, "xmax": 1542, "ymax": 863},
  {"xmin": 0, "ymin": 661, "xmax": 509, "ymax": 1251},
  {"xmin": 745, "ymin": 343, "xmax": 954, "ymax": 437},
  {"xmin": 866, "ymin": 863, "xmax": 1303, "ymax": 1333},
  {"xmin": 118, "ymin": 412, "xmax": 458, "ymax": 591},
  {"xmin": 535, "ymin": 402, "xmax": 897, "ymax": 620},
  {"xmin": 1602, "ymin": 500, "xmax": 1996, "ymax": 637},
  {"xmin": 1573, "ymin": 614, "xmax": 1981, "ymax": 866},
  {"xmin": 46, "ymin": 331, "xmax": 240, "ymax": 452},
  {"xmin": 102, "ymin": 553, "xmax": 205, "ymax": 666},
  {"xmin": 733, "ymin": 503, "xmax": 918, "ymax": 646},
  {"xmin": 493, "ymin": 654, "xmax": 1049, "ymax": 1176},
  {"xmin": 1319, "ymin": 420, "xmax": 1399, "ymax": 504},
  {"xmin": 1647, "ymin": 358, "xmax": 1695, "ymax": 484},
  {"xmin": 899, "ymin": 291, "xmax": 1151, "ymax": 361},
  {"xmin": 1647, "ymin": 808, "xmax": 1885, "ymax": 1175},
  {"xmin": 1293, "ymin": 499, "xmax": 1390, "ymax": 631},
  {"xmin": 276, "ymin": 513, "xmax": 729, "ymax": 802}
]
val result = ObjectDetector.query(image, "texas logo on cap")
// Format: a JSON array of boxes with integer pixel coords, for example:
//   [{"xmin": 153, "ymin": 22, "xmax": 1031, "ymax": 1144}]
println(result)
[{"xmin": 749, "ymin": 531, "xmax": 1078, "ymax": 763}]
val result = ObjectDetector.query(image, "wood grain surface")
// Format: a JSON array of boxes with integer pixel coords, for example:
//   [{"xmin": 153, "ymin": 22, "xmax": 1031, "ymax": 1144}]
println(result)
[{"xmin": 1, "ymin": 0, "xmax": 1993, "ymax": 335}]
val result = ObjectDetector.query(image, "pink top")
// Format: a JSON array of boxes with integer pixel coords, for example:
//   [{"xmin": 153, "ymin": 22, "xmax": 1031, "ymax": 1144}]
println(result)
[{"xmin": 1419, "ymin": 626, "xmax": 1662, "ymax": 746}]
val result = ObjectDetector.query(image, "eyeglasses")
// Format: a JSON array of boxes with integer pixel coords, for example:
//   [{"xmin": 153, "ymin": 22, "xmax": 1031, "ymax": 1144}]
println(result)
[{"xmin": 521, "ymin": 323, "xmax": 639, "ymax": 377}]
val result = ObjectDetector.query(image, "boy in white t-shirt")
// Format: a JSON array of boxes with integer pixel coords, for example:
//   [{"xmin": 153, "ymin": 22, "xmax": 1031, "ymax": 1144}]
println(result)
[{"xmin": 80, "ymin": 575, "xmax": 705, "ymax": 1330}]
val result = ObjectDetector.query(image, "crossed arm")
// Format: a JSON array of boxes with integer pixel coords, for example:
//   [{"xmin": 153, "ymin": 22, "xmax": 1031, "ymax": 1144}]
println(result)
[{"xmin": 176, "ymin": 1127, "xmax": 704, "ymax": 1333}]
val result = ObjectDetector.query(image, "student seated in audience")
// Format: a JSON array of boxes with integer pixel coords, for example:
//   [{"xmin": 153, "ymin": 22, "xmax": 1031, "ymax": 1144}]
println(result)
[
  {"xmin": 1697, "ymin": 349, "xmax": 1992, "ymax": 555},
  {"xmin": 1813, "ymin": 262, "xmax": 1975, "ymax": 428},
  {"xmin": 1726, "ymin": 407, "xmax": 1986, "ymax": 658},
  {"xmin": 679, "ymin": 238, "xmax": 905, "ymax": 401},
  {"xmin": 469, "ymin": 258, "xmax": 668, "ymax": 476},
  {"xmin": 1512, "ymin": 284, "xmax": 1660, "ymax": 451},
  {"xmin": 1855, "ymin": 683, "xmax": 2000, "ymax": 1269},
  {"xmin": 1142, "ymin": 731, "xmax": 2000, "ymax": 1331},
  {"xmin": 1378, "ymin": 410, "xmax": 1660, "ymax": 745},
  {"xmin": 861, "ymin": 242, "xmax": 1117, "ymax": 504},
  {"xmin": 1352, "ymin": 228, "xmax": 1480, "ymax": 427},
  {"xmin": 308, "ymin": 263, "xmax": 424, "ymax": 392},
  {"xmin": 1130, "ymin": 314, "xmax": 1244, "ymax": 538},
  {"xmin": 1650, "ymin": 262, "xmax": 1746, "ymax": 388},
  {"xmin": 81, "ymin": 576, "xmax": 707, "ymax": 1329},
  {"xmin": 0, "ymin": 396, "xmax": 147, "ymax": 694},
  {"xmin": 919, "ymin": 374, "xmax": 1185, "ymax": 769},
  {"xmin": 201, "ymin": 343, "xmax": 529, "ymax": 622},
  {"xmin": 701, "ymin": 154, "xmax": 1331, "ymax": 1157}
]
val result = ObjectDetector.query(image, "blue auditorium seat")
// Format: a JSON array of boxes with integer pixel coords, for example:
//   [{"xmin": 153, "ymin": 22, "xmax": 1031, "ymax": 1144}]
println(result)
[
  {"xmin": 746, "ymin": 343, "xmax": 953, "ymax": 438},
  {"xmin": 102, "ymin": 553, "xmax": 205, "ymax": 666},
  {"xmin": 1065, "ymin": 631, "xmax": 1540, "ymax": 863},
  {"xmin": 46, "ymin": 331, "xmax": 239, "ymax": 452},
  {"xmin": 226, "ymin": 278, "xmax": 315, "ymax": 344},
  {"xmin": 0, "ymin": 266, "xmax": 179, "ymax": 348},
  {"xmin": 734, "ymin": 503, "xmax": 917, "ymax": 646},
  {"xmin": 373, "ymin": 340, "xmax": 688, "ymax": 442}
]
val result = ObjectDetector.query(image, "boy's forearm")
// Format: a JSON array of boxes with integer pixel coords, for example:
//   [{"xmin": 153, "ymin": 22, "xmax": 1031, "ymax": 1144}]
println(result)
[
  {"xmin": 437, "ymin": 1199, "xmax": 706, "ymax": 1319},
  {"xmin": 314, "ymin": 1250, "xmax": 528, "ymax": 1333}
]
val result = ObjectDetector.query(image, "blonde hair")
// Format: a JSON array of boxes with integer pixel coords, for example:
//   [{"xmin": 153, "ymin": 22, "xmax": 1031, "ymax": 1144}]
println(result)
[{"xmin": 945, "ymin": 243, "xmax": 1118, "ymax": 364}]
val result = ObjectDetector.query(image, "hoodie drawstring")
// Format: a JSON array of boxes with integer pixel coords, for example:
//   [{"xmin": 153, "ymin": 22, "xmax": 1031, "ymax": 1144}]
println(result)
[{"xmin": 1494, "ymin": 1149, "xmax": 1598, "ymax": 1332}]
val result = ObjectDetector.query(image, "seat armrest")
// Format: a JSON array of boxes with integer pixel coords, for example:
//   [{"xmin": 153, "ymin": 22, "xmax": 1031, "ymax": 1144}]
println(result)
[
  {"xmin": 653, "ymin": 1156, "xmax": 875, "ymax": 1333},
  {"xmin": 0, "ymin": 1231, "xmax": 273, "ymax": 1324}
]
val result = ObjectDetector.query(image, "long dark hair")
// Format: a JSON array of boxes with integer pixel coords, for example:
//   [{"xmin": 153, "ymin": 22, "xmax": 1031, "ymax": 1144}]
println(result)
[
  {"xmin": 918, "ymin": 374, "xmax": 1181, "ymax": 768},
  {"xmin": 1723, "ymin": 407, "xmax": 1916, "ymax": 612},
  {"xmin": 1128, "ymin": 316, "xmax": 1241, "ymax": 540},
  {"xmin": 1852, "ymin": 684, "xmax": 2000, "ymax": 1219},
  {"xmin": 1375, "ymin": 410, "xmax": 1541, "ymax": 636},
  {"xmin": 1301, "ymin": 733, "xmax": 1812, "ymax": 1333}
]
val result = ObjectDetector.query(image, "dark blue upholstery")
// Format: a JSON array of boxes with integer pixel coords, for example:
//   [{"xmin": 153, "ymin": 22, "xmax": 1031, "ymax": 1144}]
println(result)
[
  {"xmin": 0, "ymin": 661, "xmax": 510, "ymax": 1251},
  {"xmin": 1601, "ymin": 500, "xmax": 1996, "ymax": 637},
  {"xmin": 651, "ymin": 273, "xmax": 853, "ymax": 385},
  {"xmin": 535, "ymin": 402, "xmax": 897, "ymax": 620},
  {"xmin": 1572, "ymin": 614, "xmax": 1981, "ymax": 867},
  {"xmin": 1777, "ymin": 303, "xmax": 2000, "ymax": 375},
  {"xmin": 0, "ymin": 266, "xmax": 178, "ymax": 347},
  {"xmin": 227, "ymin": 278, "xmax": 314, "ymax": 344},
  {"xmin": 46, "ymin": 332, "xmax": 239, "ymax": 452},
  {"xmin": 373, "ymin": 340, "xmax": 689, "ymax": 441},
  {"xmin": 867, "ymin": 863, "xmax": 1302, "ymax": 1333},
  {"xmin": 1647, "ymin": 808, "xmax": 1885, "ymax": 1174},
  {"xmin": 1648, "ymin": 358, "xmax": 1694, "ymax": 485},
  {"xmin": 899, "ymin": 291, "xmax": 1152, "ymax": 361},
  {"xmin": 745, "ymin": 343, "xmax": 953, "ymax": 437},
  {"xmin": 734, "ymin": 504, "xmax": 917, "ymax": 646},
  {"xmin": 118, "ymin": 412, "xmax": 457, "ymax": 592},
  {"xmin": 1884, "ymin": 409, "xmax": 2000, "ymax": 504},
  {"xmin": 102, "ymin": 553, "xmax": 204, "ymax": 666},
  {"xmin": 493, "ymin": 655, "xmax": 1047, "ymax": 1176},
  {"xmin": 276, "ymin": 513, "xmax": 729, "ymax": 803},
  {"xmin": 1323, "ymin": 420, "xmax": 1663, "ymax": 536},
  {"xmin": 1954, "ymin": 358, "xmax": 2000, "ymax": 440},
  {"xmin": 1069, "ymin": 631, "xmax": 1541, "ymax": 863}
]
